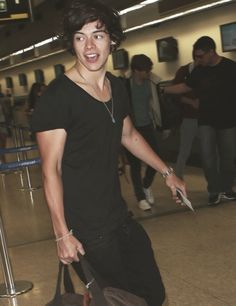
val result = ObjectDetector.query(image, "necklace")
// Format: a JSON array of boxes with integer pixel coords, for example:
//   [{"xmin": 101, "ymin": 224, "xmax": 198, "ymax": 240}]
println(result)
[
  {"xmin": 74, "ymin": 67, "xmax": 115, "ymax": 124},
  {"xmin": 104, "ymin": 79, "xmax": 115, "ymax": 124}
]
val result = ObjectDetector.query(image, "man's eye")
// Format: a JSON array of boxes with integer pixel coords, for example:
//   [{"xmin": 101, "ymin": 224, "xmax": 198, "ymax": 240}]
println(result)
[
  {"xmin": 75, "ymin": 36, "xmax": 84, "ymax": 41},
  {"xmin": 94, "ymin": 34, "xmax": 104, "ymax": 39}
]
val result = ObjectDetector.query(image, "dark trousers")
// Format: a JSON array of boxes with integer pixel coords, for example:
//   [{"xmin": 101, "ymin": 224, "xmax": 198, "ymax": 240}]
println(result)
[
  {"xmin": 126, "ymin": 125, "xmax": 159, "ymax": 201},
  {"xmin": 72, "ymin": 218, "xmax": 165, "ymax": 306},
  {"xmin": 199, "ymin": 125, "xmax": 236, "ymax": 194}
]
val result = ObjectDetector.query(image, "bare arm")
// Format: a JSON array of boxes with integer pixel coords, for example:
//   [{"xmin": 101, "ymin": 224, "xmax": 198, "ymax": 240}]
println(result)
[
  {"xmin": 36, "ymin": 129, "xmax": 84, "ymax": 264},
  {"xmin": 164, "ymin": 83, "xmax": 192, "ymax": 95},
  {"xmin": 180, "ymin": 97, "xmax": 199, "ymax": 109},
  {"xmin": 121, "ymin": 116, "xmax": 186, "ymax": 199}
]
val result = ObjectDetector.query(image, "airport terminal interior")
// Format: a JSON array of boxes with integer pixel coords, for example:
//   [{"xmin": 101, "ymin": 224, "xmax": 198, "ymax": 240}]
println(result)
[{"xmin": 0, "ymin": 0, "xmax": 236, "ymax": 306}]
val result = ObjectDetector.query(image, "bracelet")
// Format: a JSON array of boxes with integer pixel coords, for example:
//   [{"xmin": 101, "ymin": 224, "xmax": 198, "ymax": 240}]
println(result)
[
  {"xmin": 55, "ymin": 229, "xmax": 73, "ymax": 242},
  {"xmin": 161, "ymin": 167, "xmax": 174, "ymax": 179}
]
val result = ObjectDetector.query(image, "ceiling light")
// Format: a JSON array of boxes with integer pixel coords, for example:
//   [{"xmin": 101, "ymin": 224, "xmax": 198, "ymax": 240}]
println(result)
[
  {"xmin": 119, "ymin": 0, "xmax": 160, "ymax": 15},
  {"xmin": 141, "ymin": 0, "xmax": 160, "ymax": 4},
  {"xmin": 124, "ymin": 0, "xmax": 233, "ymax": 32}
]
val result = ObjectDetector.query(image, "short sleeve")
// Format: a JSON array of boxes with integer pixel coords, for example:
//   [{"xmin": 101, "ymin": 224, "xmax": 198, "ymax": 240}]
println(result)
[
  {"xmin": 116, "ymin": 76, "xmax": 131, "ymax": 118},
  {"xmin": 121, "ymin": 81, "xmax": 131, "ymax": 118},
  {"xmin": 185, "ymin": 67, "xmax": 201, "ymax": 89},
  {"xmin": 172, "ymin": 65, "xmax": 188, "ymax": 84},
  {"xmin": 108, "ymin": 73, "xmax": 131, "ymax": 121},
  {"xmin": 31, "ymin": 78, "xmax": 70, "ymax": 132}
]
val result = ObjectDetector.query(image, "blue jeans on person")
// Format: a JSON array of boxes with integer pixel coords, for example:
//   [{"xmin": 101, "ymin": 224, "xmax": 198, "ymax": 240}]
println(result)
[
  {"xmin": 125, "ymin": 124, "xmax": 159, "ymax": 201},
  {"xmin": 176, "ymin": 118, "xmax": 199, "ymax": 179},
  {"xmin": 72, "ymin": 217, "xmax": 165, "ymax": 306},
  {"xmin": 199, "ymin": 125, "xmax": 236, "ymax": 194}
]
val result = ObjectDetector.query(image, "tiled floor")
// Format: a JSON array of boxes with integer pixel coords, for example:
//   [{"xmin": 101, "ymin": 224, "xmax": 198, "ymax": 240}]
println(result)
[{"xmin": 0, "ymin": 109, "xmax": 235, "ymax": 305}]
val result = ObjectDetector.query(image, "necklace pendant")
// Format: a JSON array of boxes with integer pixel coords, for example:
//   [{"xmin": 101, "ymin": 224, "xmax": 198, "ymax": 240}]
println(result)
[{"xmin": 111, "ymin": 116, "xmax": 116, "ymax": 124}]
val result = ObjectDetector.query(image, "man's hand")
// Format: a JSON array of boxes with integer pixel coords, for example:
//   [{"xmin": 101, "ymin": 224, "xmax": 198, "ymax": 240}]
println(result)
[
  {"xmin": 56, "ymin": 235, "xmax": 85, "ymax": 264},
  {"xmin": 165, "ymin": 174, "xmax": 187, "ymax": 204},
  {"xmin": 191, "ymin": 98, "xmax": 199, "ymax": 109}
]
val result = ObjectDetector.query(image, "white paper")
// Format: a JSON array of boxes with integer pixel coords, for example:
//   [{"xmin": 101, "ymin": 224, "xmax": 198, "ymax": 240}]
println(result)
[{"xmin": 176, "ymin": 188, "xmax": 195, "ymax": 212}]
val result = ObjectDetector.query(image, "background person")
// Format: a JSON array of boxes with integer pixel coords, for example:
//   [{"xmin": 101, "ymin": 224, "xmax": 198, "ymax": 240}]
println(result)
[
  {"xmin": 164, "ymin": 36, "xmax": 236, "ymax": 205},
  {"xmin": 27, "ymin": 82, "xmax": 47, "ymax": 114},
  {"xmin": 172, "ymin": 57, "xmax": 199, "ymax": 179},
  {"xmin": 27, "ymin": 82, "xmax": 47, "ymax": 141},
  {"xmin": 123, "ymin": 54, "xmax": 162, "ymax": 211}
]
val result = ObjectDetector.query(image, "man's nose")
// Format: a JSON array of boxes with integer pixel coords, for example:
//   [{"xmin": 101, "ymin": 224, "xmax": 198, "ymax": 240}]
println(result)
[{"xmin": 85, "ymin": 37, "xmax": 95, "ymax": 49}]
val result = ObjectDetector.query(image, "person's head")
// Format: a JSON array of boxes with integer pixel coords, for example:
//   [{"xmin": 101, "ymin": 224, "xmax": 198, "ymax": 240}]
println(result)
[
  {"xmin": 62, "ymin": 0, "xmax": 125, "ymax": 55},
  {"xmin": 28, "ymin": 82, "xmax": 46, "ymax": 108},
  {"xmin": 130, "ymin": 54, "xmax": 153, "ymax": 80},
  {"xmin": 193, "ymin": 36, "xmax": 217, "ymax": 66}
]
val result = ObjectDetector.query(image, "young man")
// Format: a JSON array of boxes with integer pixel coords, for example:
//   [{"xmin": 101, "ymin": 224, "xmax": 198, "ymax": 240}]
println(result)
[
  {"xmin": 32, "ymin": 1, "xmax": 186, "ymax": 305},
  {"xmin": 164, "ymin": 36, "xmax": 236, "ymax": 205},
  {"xmin": 124, "ymin": 54, "xmax": 162, "ymax": 211}
]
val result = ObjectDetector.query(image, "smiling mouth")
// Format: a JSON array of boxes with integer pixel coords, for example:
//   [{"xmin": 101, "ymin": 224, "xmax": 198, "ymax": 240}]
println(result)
[{"xmin": 85, "ymin": 54, "xmax": 98, "ymax": 62}]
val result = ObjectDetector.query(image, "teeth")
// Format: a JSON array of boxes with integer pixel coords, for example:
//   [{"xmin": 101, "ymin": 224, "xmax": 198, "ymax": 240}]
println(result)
[{"xmin": 86, "ymin": 54, "xmax": 96, "ymax": 58}]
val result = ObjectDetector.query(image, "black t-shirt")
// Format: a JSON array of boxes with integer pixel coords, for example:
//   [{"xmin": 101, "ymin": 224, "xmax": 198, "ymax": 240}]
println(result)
[
  {"xmin": 31, "ymin": 73, "xmax": 130, "ymax": 238},
  {"xmin": 185, "ymin": 57, "xmax": 236, "ymax": 128}
]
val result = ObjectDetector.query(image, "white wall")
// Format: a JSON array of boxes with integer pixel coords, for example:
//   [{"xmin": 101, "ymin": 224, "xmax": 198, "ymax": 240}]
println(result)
[{"xmin": 1, "ymin": 2, "xmax": 236, "ymax": 96}]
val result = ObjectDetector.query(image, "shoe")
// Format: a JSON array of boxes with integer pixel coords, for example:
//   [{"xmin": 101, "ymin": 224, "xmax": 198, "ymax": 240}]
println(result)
[
  {"xmin": 143, "ymin": 187, "xmax": 155, "ymax": 204},
  {"xmin": 138, "ymin": 199, "xmax": 151, "ymax": 211},
  {"xmin": 208, "ymin": 193, "xmax": 221, "ymax": 206},
  {"xmin": 221, "ymin": 191, "xmax": 236, "ymax": 201}
]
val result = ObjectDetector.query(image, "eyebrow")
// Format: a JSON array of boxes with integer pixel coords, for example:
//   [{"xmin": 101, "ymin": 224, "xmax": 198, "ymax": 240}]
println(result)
[{"xmin": 74, "ymin": 29, "xmax": 108, "ymax": 35}]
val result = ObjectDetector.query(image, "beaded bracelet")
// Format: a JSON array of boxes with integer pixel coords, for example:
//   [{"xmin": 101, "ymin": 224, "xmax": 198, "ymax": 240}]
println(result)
[{"xmin": 55, "ymin": 229, "xmax": 73, "ymax": 242}]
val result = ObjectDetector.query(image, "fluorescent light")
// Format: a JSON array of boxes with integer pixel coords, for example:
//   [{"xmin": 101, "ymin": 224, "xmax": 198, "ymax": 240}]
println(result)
[
  {"xmin": 0, "ymin": 56, "xmax": 10, "ymax": 62},
  {"xmin": 12, "ymin": 50, "xmax": 24, "ymax": 56},
  {"xmin": 119, "ymin": 0, "xmax": 160, "ymax": 15},
  {"xmin": 23, "ymin": 45, "xmax": 34, "ymax": 52},
  {"xmin": 125, "ymin": 0, "xmax": 233, "ymax": 32},
  {"xmin": 141, "ymin": 0, "xmax": 160, "ymax": 4},
  {"xmin": 120, "ymin": 4, "xmax": 144, "ymax": 15},
  {"xmin": 5, "ymin": 36, "xmax": 59, "ymax": 60},
  {"xmin": 35, "ymin": 38, "xmax": 53, "ymax": 47}
]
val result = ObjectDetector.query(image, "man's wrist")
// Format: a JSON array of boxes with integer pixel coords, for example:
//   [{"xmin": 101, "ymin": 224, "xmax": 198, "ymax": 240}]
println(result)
[
  {"xmin": 161, "ymin": 167, "xmax": 174, "ymax": 179},
  {"xmin": 55, "ymin": 229, "xmax": 73, "ymax": 242}
]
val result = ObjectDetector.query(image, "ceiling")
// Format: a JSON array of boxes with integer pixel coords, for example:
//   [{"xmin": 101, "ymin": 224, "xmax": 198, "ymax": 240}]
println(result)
[
  {"xmin": 0, "ymin": 0, "xmax": 142, "ymax": 57},
  {"xmin": 0, "ymin": 0, "xmax": 235, "ymax": 58},
  {"xmin": 32, "ymin": 0, "xmax": 142, "ymax": 11}
]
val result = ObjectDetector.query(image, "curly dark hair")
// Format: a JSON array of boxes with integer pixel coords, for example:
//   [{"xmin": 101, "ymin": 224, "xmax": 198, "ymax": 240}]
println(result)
[{"xmin": 61, "ymin": 0, "xmax": 125, "ymax": 54}]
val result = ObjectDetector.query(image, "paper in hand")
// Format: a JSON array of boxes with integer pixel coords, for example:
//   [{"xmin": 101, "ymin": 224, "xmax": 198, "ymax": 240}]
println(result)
[{"xmin": 176, "ymin": 188, "xmax": 195, "ymax": 212}]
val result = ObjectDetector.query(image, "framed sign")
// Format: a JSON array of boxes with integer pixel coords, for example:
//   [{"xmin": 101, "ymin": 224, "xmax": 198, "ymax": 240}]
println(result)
[
  {"xmin": 0, "ymin": 0, "xmax": 33, "ymax": 24},
  {"xmin": 156, "ymin": 37, "xmax": 178, "ymax": 62}
]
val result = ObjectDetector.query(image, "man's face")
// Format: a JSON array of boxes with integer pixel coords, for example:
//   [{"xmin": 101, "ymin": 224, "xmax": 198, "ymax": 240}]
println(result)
[
  {"xmin": 73, "ymin": 20, "xmax": 111, "ymax": 72},
  {"xmin": 135, "ymin": 69, "xmax": 151, "ymax": 81},
  {"xmin": 194, "ymin": 48, "xmax": 214, "ymax": 66}
]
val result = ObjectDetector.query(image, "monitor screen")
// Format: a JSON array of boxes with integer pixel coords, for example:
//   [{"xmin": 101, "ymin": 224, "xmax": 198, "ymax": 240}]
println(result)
[
  {"xmin": 0, "ymin": 0, "xmax": 32, "ymax": 24},
  {"xmin": 220, "ymin": 22, "xmax": 236, "ymax": 52},
  {"xmin": 156, "ymin": 37, "xmax": 178, "ymax": 62},
  {"xmin": 112, "ymin": 49, "xmax": 129, "ymax": 70}
]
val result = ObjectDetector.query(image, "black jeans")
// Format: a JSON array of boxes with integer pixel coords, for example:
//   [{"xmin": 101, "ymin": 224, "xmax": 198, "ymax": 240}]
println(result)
[
  {"xmin": 72, "ymin": 217, "xmax": 165, "ymax": 306},
  {"xmin": 199, "ymin": 126, "xmax": 236, "ymax": 194},
  {"xmin": 125, "ymin": 124, "xmax": 159, "ymax": 201}
]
